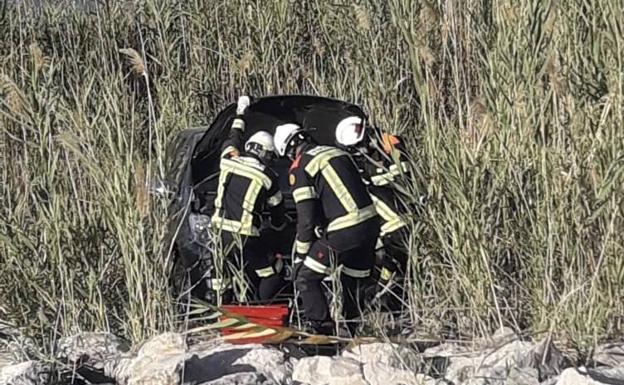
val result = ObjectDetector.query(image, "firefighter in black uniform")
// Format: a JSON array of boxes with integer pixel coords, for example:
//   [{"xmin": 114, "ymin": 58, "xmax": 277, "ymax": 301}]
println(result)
[
  {"xmin": 335, "ymin": 116, "xmax": 412, "ymax": 294},
  {"xmin": 211, "ymin": 96, "xmax": 286, "ymax": 301},
  {"xmin": 273, "ymin": 122, "xmax": 381, "ymax": 335}
]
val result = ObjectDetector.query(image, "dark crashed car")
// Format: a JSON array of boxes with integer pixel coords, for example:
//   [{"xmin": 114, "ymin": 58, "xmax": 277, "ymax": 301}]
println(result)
[{"xmin": 164, "ymin": 95, "xmax": 367, "ymax": 305}]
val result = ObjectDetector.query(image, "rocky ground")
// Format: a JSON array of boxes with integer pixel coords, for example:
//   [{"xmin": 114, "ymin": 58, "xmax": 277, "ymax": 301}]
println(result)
[{"xmin": 1, "ymin": 324, "xmax": 623, "ymax": 385}]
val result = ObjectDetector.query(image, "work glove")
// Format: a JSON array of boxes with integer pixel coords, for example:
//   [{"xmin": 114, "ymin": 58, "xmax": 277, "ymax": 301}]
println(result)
[{"xmin": 236, "ymin": 95, "xmax": 251, "ymax": 116}]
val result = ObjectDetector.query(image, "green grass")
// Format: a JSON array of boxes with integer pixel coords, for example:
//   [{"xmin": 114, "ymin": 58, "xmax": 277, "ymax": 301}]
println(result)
[{"xmin": 0, "ymin": 0, "xmax": 622, "ymax": 356}]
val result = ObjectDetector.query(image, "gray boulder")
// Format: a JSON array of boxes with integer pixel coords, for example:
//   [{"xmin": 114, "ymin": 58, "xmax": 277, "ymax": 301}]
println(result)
[
  {"xmin": 293, "ymin": 344, "xmax": 438, "ymax": 385},
  {"xmin": 0, "ymin": 361, "xmax": 49, "ymax": 385},
  {"xmin": 555, "ymin": 366, "xmax": 624, "ymax": 385},
  {"xmin": 108, "ymin": 333, "xmax": 292, "ymax": 385},
  {"xmin": 0, "ymin": 323, "xmax": 37, "ymax": 364},
  {"xmin": 423, "ymin": 333, "xmax": 566, "ymax": 384},
  {"xmin": 198, "ymin": 372, "xmax": 276, "ymax": 385},
  {"xmin": 56, "ymin": 332, "xmax": 130, "ymax": 367},
  {"xmin": 292, "ymin": 356, "xmax": 367, "ymax": 385},
  {"xmin": 593, "ymin": 342, "xmax": 624, "ymax": 367},
  {"xmin": 56, "ymin": 331, "xmax": 131, "ymax": 383},
  {"xmin": 184, "ymin": 341, "xmax": 292, "ymax": 384},
  {"xmin": 342, "ymin": 342, "xmax": 421, "ymax": 369}
]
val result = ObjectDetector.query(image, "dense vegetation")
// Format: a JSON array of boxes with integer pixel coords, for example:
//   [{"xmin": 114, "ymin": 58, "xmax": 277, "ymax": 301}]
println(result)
[{"xmin": 1, "ymin": 0, "xmax": 622, "ymax": 356}]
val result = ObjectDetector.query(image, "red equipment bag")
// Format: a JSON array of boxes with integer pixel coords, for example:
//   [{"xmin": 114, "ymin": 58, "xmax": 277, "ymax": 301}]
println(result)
[{"xmin": 220, "ymin": 304, "xmax": 289, "ymax": 344}]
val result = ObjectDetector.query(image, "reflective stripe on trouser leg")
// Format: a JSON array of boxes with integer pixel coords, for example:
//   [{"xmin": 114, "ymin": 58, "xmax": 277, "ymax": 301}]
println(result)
[
  {"xmin": 296, "ymin": 262, "xmax": 331, "ymax": 322},
  {"xmin": 296, "ymin": 240, "xmax": 312, "ymax": 254},
  {"xmin": 303, "ymin": 257, "xmax": 330, "ymax": 275},
  {"xmin": 341, "ymin": 266, "xmax": 371, "ymax": 278}
]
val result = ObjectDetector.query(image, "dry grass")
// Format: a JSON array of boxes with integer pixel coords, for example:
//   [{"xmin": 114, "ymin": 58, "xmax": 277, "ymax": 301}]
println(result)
[{"xmin": 0, "ymin": 0, "xmax": 622, "ymax": 357}]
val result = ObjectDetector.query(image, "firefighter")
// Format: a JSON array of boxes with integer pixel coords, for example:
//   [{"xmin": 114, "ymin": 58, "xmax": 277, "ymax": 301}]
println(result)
[
  {"xmin": 211, "ymin": 96, "xmax": 286, "ymax": 301},
  {"xmin": 273, "ymin": 122, "xmax": 381, "ymax": 335},
  {"xmin": 335, "ymin": 116, "xmax": 412, "ymax": 297}
]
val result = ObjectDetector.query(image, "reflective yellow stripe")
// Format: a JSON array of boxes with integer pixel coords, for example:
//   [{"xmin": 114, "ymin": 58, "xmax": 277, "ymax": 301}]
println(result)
[
  {"xmin": 221, "ymin": 146, "xmax": 238, "ymax": 158},
  {"xmin": 393, "ymin": 161, "xmax": 409, "ymax": 173},
  {"xmin": 370, "ymin": 161, "xmax": 409, "ymax": 186},
  {"xmin": 381, "ymin": 219, "xmax": 406, "ymax": 236},
  {"xmin": 304, "ymin": 148, "xmax": 345, "ymax": 176},
  {"xmin": 292, "ymin": 187, "xmax": 316, "ymax": 203},
  {"xmin": 380, "ymin": 267, "xmax": 393, "ymax": 281},
  {"xmin": 296, "ymin": 240, "xmax": 312, "ymax": 254},
  {"xmin": 342, "ymin": 266, "xmax": 371, "ymax": 278},
  {"xmin": 303, "ymin": 257, "xmax": 330, "ymax": 275},
  {"xmin": 371, "ymin": 172, "xmax": 393, "ymax": 186},
  {"xmin": 255, "ymin": 266, "xmax": 275, "ymax": 277},
  {"xmin": 231, "ymin": 118, "xmax": 245, "ymax": 130},
  {"xmin": 322, "ymin": 165, "xmax": 358, "ymax": 212},
  {"xmin": 371, "ymin": 195, "xmax": 407, "ymax": 236},
  {"xmin": 267, "ymin": 191, "xmax": 283, "ymax": 207},
  {"xmin": 210, "ymin": 216, "xmax": 260, "ymax": 236},
  {"xmin": 327, "ymin": 205, "xmax": 377, "ymax": 233},
  {"xmin": 220, "ymin": 158, "xmax": 272, "ymax": 190},
  {"xmin": 237, "ymin": 179, "xmax": 262, "ymax": 233}
]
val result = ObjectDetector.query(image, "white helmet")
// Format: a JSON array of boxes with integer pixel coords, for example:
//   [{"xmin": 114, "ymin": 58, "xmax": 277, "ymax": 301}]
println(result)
[
  {"xmin": 335, "ymin": 116, "xmax": 365, "ymax": 147},
  {"xmin": 245, "ymin": 131, "xmax": 275, "ymax": 160},
  {"xmin": 273, "ymin": 123, "xmax": 303, "ymax": 157}
]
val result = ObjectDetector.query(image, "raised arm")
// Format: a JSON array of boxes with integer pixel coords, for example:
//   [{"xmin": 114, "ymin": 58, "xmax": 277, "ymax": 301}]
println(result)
[{"xmin": 220, "ymin": 96, "xmax": 250, "ymax": 158}]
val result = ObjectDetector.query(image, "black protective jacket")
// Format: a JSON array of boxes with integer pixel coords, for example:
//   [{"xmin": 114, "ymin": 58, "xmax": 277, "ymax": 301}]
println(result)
[
  {"xmin": 211, "ymin": 117, "xmax": 285, "ymax": 237},
  {"xmin": 288, "ymin": 143, "xmax": 378, "ymax": 255}
]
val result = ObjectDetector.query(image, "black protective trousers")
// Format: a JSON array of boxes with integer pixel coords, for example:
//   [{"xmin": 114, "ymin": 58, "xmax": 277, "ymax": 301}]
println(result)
[
  {"xmin": 219, "ymin": 231, "xmax": 284, "ymax": 301},
  {"xmin": 295, "ymin": 217, "xmax": 381, "ymax": 323}
]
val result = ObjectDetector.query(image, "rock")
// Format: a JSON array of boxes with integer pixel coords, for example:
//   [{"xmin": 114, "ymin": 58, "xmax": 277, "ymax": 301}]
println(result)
[
  {"xmin": 554, "ymin": 366, "xmax": 624, "ymax": 385},
  {"xmin": 56, "ymin": 332, "xmax": 131, "ymax": 383},
  {"xmin": 0, "ymin": 361, "xmax": 49, "ymax": 385},
  {"xmin": 0, "ymin": 323, "xmax": 37, "ymax": 364},
  {"xmin": 184, "ymin": 342, "xmax": 292, "ymax": 384},
  {"xmin": 198, "ymin": 372, "xmax": 274, "ymax": 385},
  {"xmin": 556, "ymin": 368, "xmax": 603, "ymax": 385},
  {"xmin": 423, "ymin": 337, "xmax": 567, "ymax": 384},
  {"xmin": 586, "ymin": 366, "xmax": 624, "ymax": 382},
  {"xmin": 342, "ymin": 342, "xmax": 434, "ymax": 385},
  {"xmin": 108, "ymin": 333, "xmax": 292, "ymax": 385},
  {"xmin": 506, "ymin": 367, "xmax": 539, "ymax": 385},
  {"xmin": 593, "ymin": 342, "xmax": 624, "ymax": 367},
  {"xmin": 56, "ymin": 332, "xmax": 130, "ymax": 368},
  {"xmin": 292, "ymin": 356, "xmax": 366, "ymax": 385},
  {"xmin": 113, "ymin": 332, "xmax": 187, "ymax": 385},
  {"xmin": 293, "ymin": 351, "xmax": 436, "ymax": 385},
  {"xmin": 342, "ymin": 342, "xmax": 421, "ymax": 369}
]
